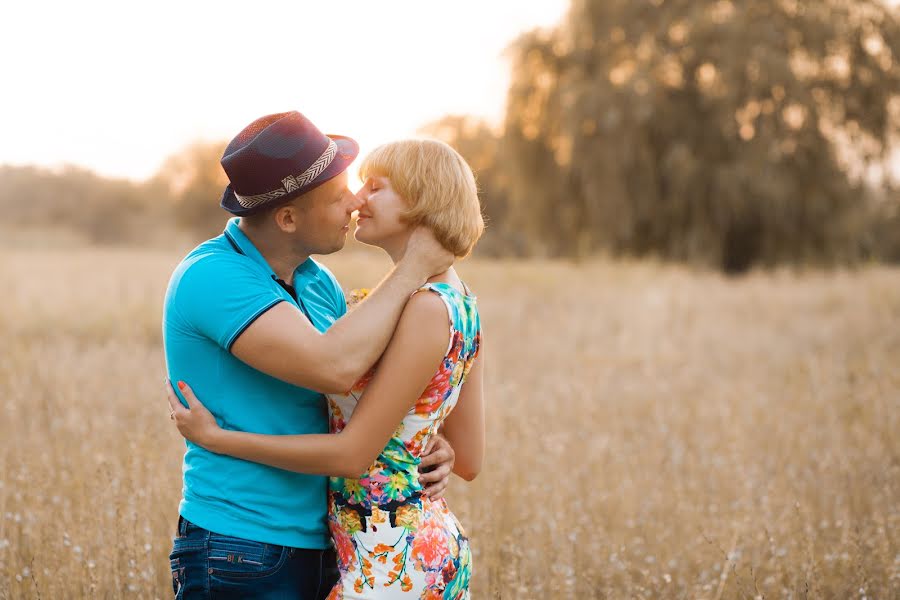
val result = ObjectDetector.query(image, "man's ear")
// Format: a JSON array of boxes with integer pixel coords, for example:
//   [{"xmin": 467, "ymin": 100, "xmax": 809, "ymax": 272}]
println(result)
[{"xmin": 274, "ymin": 204, "xmax": 299, "ymax": 233}]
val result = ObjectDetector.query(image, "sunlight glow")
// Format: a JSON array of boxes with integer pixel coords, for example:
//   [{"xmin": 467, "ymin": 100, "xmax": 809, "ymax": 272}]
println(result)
[{"xmin": 1, "ymin": 1, "xmax": 568, "ymax": 185}]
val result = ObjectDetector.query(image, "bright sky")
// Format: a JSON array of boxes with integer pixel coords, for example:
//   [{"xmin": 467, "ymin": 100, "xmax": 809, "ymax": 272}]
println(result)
[{"xmin": 1, "ymin": 1, "xmax": 569, "ymax": 182}]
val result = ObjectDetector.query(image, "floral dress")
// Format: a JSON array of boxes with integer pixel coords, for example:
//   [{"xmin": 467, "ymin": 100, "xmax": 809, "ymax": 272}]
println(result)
[{"xmin": 325, "ymin": 283, "xmax": 481, "ymax": 600}]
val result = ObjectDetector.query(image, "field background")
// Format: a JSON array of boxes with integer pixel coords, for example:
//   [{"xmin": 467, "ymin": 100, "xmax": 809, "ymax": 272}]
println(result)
[{"xmin": 1, "ymin": 244, "xmax": 898, "ymax": 599}]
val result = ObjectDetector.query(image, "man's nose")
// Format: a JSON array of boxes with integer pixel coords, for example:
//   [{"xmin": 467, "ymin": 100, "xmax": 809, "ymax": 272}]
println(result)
[{"xmin": 347, "ymin": 191, "xmax": 365, "ymax": 213}]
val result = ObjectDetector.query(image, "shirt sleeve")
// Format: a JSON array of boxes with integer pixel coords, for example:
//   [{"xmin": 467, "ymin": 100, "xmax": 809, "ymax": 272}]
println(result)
[
  {"xmin": 316, "ymin": 262, "xmax": 348, "ymax": 319},
  {"xmin": 332, "ymin": 281, "xmax": 348, "ymax": 319},
  {"xmin": 171, "ymin": 253, "xmax": 286, "ymax": 351}
]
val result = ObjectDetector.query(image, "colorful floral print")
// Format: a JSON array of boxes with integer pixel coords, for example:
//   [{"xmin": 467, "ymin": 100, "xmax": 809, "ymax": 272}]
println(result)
[{"xmin": 325, "ymin": 283, "xmax": 481, "ymax": 599}]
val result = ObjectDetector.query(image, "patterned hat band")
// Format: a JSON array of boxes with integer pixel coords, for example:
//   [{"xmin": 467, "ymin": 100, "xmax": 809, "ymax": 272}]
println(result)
[{"xmin": 234, "ymin": 140, "xmax": 338, "ymax": 209}]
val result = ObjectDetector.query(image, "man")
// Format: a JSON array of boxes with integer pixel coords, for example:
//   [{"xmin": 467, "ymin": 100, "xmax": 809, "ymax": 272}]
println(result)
[{"xmin": 163, "ymin": 111, "xmax": 456, "ymax": 599}]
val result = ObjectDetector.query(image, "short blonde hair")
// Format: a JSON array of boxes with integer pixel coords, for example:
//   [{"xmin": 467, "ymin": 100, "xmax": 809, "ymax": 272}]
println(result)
[{"xmin": 359, "ymin": 139, "xmax": 484, "ymax": 258}]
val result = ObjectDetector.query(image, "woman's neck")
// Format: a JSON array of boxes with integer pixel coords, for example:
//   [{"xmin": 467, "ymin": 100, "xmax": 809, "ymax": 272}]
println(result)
[
  {"xmin": 381, "ymin": 231, "xmax": 457, "ymax": 287},
  {"xmin": 426, "ymin": 267, "xmax": 458, "ymax": 286},
  {"xmin": 382, "ymin": 232, "xmax": 410, "ymax": 266}
]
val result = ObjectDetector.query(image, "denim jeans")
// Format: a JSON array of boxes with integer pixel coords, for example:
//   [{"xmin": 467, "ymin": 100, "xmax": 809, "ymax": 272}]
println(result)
[{"xmin": 169, "ymin": 516, "xmax": 338, "ymax": 599}]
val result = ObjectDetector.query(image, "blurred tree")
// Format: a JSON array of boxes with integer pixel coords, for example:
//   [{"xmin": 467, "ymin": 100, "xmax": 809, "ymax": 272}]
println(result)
[
  {"xmin": 862, "ymin": 184, "xmax": 900, "ymax": 261},
  {"xmin": 0, "ymin": 165, "xmax": 167, "ymax": 244},
  {"xmin": 154, "ymin": 141, "xmax": 230, "ymax": 240},
  {"xmin": 503, "ymin": 0, "xmax": 900, "ymax": 271}
]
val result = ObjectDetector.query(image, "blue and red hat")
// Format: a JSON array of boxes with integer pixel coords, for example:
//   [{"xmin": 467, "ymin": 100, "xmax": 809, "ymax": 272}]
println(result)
[{"xmin": 219, "ymin": 111, "xmax": 359, "ymax": 216}]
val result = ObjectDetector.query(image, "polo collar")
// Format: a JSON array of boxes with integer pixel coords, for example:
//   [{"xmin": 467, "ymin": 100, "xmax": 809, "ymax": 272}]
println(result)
[
  {"xmin": 223, "ymin": 217, "xmax": 318, "ymax": 283},
  {"xmin": 224, "ymin": 218, "xmax": 270, "ymax": 270}
]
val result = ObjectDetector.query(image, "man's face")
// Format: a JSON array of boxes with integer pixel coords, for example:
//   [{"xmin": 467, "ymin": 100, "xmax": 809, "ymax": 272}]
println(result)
[{"xmin": 294, "ymin": 171, "xmax": 363, "ymax": 255}]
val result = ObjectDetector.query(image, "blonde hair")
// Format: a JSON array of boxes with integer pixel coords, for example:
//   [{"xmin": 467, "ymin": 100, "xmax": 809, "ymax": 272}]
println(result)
[{"xmin": 358, "ymin": 139, "xmax": 484, "ymax": 258}]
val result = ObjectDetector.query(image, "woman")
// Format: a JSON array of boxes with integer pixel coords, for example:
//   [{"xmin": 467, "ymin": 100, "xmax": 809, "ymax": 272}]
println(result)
[{"xmin": 167, "ymin": 138, "xmax": 485, "ymax": 599}]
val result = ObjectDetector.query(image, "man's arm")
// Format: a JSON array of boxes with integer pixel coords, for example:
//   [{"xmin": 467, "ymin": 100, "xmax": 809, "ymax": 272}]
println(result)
[
  {"xmin": 190, "ymin": 291, "xmax": 451, "ymax": 477},
  {"xmin": 416, "ymin": 434, "xmax": 455, "ymax": 499},
  {"xmin": 231, "ymin": 227, "xmax": 452, "ymax": 393}
]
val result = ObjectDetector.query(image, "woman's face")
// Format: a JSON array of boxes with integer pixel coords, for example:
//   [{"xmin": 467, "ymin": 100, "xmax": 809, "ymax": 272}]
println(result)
[{"xmin": 354, "ymin": 175, "xmax": 411, "ymax": 249}]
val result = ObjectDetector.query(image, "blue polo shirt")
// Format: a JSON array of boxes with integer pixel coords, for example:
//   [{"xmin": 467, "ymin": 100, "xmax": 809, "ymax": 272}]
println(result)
[{"xmin": 163, "ymin": 217, "xmax": 347, "ymax": 549}]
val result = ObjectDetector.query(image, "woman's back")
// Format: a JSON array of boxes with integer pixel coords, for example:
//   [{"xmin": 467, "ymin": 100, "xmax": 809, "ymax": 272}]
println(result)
[{"xmin": 326, "ymin": 282, "xmax": 481, "ymax": 599}]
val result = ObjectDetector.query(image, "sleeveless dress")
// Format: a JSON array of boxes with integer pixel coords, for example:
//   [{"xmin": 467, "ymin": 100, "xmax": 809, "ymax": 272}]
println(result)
[{"xmin": 325, "ymin": 282, "xmax": 482, "ymax": 600}]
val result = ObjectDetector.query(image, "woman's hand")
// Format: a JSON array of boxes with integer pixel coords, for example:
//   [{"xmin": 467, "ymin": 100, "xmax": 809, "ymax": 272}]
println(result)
[{"xmin": 166, "ymin": 380, "xmax": 223, "ymax": 451}]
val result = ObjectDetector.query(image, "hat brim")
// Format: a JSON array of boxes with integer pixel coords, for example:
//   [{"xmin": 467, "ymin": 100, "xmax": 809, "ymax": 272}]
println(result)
[{"xmin": 220, "ymin": 135, "xmax": 359, "ymax": 216}]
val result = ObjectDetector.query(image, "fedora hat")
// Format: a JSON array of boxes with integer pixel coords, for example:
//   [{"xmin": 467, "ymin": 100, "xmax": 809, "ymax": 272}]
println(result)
[{"xmin": 219, "ymin": 111, "xmax": 359, "ymax": 216}]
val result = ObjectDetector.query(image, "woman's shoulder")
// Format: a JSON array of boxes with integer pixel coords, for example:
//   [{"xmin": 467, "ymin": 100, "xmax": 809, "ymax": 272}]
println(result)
[
  {"xmin": 388, "ymin": 289, "xmax": 454, "ymax": 363},
  {"xmin": 406, "ymin": 285, "xmax": 452, "ymax": 321}
]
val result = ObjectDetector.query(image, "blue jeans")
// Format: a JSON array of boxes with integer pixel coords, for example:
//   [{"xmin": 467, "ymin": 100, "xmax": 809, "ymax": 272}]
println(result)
[{"xmin": 169, "ymin": 516, "xmax": 338, "ymax": 599}]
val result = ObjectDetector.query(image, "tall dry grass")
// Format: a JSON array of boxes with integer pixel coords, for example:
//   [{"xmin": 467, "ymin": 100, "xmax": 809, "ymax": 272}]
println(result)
[{"xmin": 0, "ymin": 246, "xmax": 898, "ymax": 598}]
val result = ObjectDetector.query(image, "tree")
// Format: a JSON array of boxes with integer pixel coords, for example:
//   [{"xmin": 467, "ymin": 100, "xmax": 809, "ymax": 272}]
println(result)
[
  {"xmin": 0, "ymin": 164, "xmax": 167, "ymax": 244},
  {"xmin": 154, "ymin": 141, "xmax": 230, "ymax": 240},
  {"xmin": 502, "ymin": 0, "xmax": 900, "ymax": 271}
]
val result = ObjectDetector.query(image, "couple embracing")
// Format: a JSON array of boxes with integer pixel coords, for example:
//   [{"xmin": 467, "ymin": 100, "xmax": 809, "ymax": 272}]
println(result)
[{"xmin": 163, "ymin": 111, "xmax": 485, "ymax": 599}]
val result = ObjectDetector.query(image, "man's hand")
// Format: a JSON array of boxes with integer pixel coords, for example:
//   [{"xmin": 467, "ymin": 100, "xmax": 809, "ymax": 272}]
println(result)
[
  {"xmin": 401, "ymin": 226, "xmax": 454, "ymax": 280},
  {"xmin": 418, "ymin": 433, "xmax": 455, "ymax": 499}
]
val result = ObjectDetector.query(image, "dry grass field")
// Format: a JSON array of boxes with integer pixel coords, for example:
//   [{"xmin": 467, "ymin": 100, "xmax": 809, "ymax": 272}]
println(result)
[{"xmin": 1, "ymin": 245, "xmax": 898, "ymax": 599}]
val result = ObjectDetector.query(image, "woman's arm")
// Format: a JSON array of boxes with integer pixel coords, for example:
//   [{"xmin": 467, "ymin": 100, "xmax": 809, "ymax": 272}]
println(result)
[
  {"xmin": 168, "ymin": 291, "xmax": 451, "ymax": 479},
  {"xmin": 440, "ymin": 337, "xmax": 485, "ymax": 481}
]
